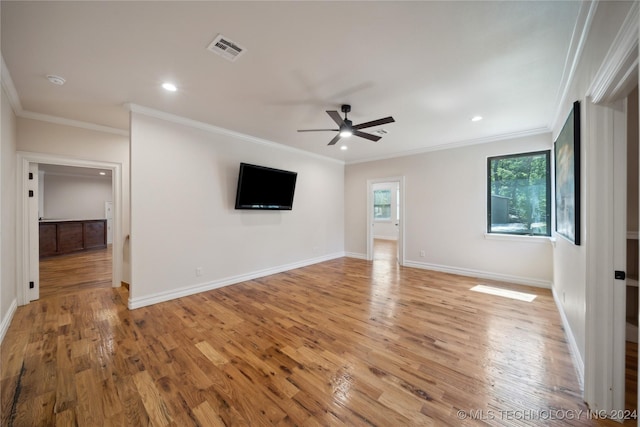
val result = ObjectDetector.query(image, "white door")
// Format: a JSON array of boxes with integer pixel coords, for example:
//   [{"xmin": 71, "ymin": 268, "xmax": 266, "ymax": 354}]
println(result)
[
  {"xmin": 105, "ymin": 201, "xmax": 113, "ymax": 244},
  {"xmin": 28, "ymin": 163, "xmax": 40, "ymax": 301}
]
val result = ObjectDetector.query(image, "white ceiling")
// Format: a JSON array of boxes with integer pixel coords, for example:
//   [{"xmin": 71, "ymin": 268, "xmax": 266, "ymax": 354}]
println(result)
[{"xmin": 1, "ymin": 1, "xmax": 582, "ymax": 163}]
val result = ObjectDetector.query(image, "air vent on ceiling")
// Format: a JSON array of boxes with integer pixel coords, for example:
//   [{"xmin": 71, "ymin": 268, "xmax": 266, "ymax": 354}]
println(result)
[
  {"xmin": 371, "ymin": 129, "xmax": 389, "ymax": 136},
  {"xmin": 207, "ymin": 34, "xmax": 246, "ymax": 62}
]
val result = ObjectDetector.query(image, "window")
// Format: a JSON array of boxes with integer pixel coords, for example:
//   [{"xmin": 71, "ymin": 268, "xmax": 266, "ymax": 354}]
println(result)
[
  {"xmin": 487, "ymin": 150, "xmax": 551, "ymax": 236},
  {"xmin": 373, "ymin": 189, "xmax": 392, "ymax": 220}
]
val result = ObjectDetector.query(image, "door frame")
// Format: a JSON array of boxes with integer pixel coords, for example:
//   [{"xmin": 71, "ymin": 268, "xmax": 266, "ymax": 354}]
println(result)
[
  {"xmin": 366, "ymin": 176, "xmax": 405, "ymax": 265},
  {"xmin": 16, "ymin": 151, "xmax": 123, "ymax": 305}
]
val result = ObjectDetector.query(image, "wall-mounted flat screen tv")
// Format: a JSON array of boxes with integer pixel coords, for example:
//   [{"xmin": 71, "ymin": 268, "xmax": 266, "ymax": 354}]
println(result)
[{"xmin": 234, "ymin": 163, "xmax": 298, "ymax": 210}]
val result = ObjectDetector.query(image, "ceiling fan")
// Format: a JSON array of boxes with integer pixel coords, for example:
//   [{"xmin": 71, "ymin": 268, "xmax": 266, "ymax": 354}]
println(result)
[{"xmin": 297, "ymin": 104, "xmax": 395, "ymax": 146}]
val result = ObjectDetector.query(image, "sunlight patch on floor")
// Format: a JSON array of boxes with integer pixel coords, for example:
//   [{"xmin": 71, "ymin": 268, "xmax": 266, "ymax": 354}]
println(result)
[{"xmin": 470, "ymin": 285, "xmax": 537, "ymax": 302}]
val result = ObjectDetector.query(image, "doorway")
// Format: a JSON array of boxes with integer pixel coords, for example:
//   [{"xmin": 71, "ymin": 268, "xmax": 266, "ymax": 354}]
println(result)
[
  {"xmin": 371, "ymin": 181, "xmax": 399, "ymax": 263},
  {"xmin": 37, "ymin": 163, "xmax": 114, "ymax": 299},
  {"xmin": 367, "ymin": 177, "xmax": 405, "ymax": 265},
  {"xmin": 584, "ymin": 84, "xmax": 639, "ymax": 416},
  {"xmin": 16, "ymin": 152, "xmax": 123, "ymax": 305}
]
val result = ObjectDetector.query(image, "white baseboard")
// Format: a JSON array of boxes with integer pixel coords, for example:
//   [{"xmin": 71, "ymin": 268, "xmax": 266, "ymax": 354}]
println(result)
[
  {"xmin": 403, "ymin": 260, "xmax": 552, "ymax": 288},
  {"xmin": 551, "ymin": 286, "xmax": 585, "ymax": 390},
  {"xmin": 128, "ymin": 252, "xmax": 345, "ymax": 309},
  {"xmin": 0, "ymin": 299, "xmax": 17, "ymax": 345},
  {"xmin": 345, "ymin": 252, "xmax": 367, "ymax": 260}
]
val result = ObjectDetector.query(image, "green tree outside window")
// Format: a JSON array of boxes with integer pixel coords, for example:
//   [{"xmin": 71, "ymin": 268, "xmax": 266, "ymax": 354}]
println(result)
[
  {"xmin": 487, "ymin": 150, "xmax": 551, "ymax": 236},
  {"xmin": 374, "ymin": 189, "xmax": 391, "ymax": 220}
]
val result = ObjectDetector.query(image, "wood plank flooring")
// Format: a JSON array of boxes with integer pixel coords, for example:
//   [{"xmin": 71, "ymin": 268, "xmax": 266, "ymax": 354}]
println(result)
[
  {"xmin": 626, "ymin": 341, "xmax": 638, "ymax": 416},
  {"xmin": 2, "ymin": 247, "xmax": 637, "ymax": 426},
  {"xmin": 39, "ymin": 246, "xmax": 112, "ymax": 299},
  {"xmin": 373, "ymin": 239, "xmax": 397, "ymax": 262}
]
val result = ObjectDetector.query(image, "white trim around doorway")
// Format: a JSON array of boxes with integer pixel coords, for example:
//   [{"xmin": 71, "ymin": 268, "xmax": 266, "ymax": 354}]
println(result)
[
  {"xmin": 16, "ymin": 151, "xmax": 123, "ymax": 305},
  {"xmin": 366, "ymin": 176, "xmax": 405, "ymax": 265}
]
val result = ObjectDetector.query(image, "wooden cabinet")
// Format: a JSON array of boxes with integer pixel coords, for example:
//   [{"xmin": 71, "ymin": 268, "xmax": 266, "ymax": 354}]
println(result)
[
  {"xmin": 39, "ymin": 220, "xmax": 107, "ymax": 258},
  {"xmin": 39, "ymin": 223, "xmax": 57, "ymax": 256}
]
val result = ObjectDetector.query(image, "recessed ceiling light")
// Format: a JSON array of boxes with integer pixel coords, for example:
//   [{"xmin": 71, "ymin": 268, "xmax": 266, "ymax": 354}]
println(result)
[
  {"xmin": 162, "ymin": 82, "xmax": 177, "ymax": 92},
  {"xmin": 99, "ymin": 172, "xmax": 106, "ymax": 176},
  {"xmin": 46, "ymin": 75, "xmax": 66, "ymax": 86},
  {"xmin": 340, "ymin": 146, "xmax": 348, "ymax": 151},
  {"xmin": 471, "ymin": 116, "xmax": 483, "ymax": 122}
]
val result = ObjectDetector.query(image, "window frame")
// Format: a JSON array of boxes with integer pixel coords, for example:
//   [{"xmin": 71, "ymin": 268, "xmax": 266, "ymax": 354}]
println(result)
[{"xmin": 486, "ymin": 149, "xmax": 551, "ymax": 237}]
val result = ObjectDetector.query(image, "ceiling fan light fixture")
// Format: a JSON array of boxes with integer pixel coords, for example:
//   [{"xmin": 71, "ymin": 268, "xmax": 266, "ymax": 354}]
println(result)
[
  {"xmin": 297, "ymin": 105, "xmax": 394, "ymax": 145},
  {"xmin": 339, "ymin": 128, "xmax": 353, "ymax": 138}
]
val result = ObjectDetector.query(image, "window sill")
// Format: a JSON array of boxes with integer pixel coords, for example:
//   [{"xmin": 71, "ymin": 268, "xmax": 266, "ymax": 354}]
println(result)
[{"xmin": 484, "ymin": 233, "xmax": 554, "ymax": 245}]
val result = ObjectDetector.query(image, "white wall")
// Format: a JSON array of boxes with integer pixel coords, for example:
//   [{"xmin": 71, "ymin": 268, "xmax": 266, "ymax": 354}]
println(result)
[
  {"xmin": 346, "ymin": 133, "xmax": 554, "ymax": 287},
  {"xmin": 1, "ymin": 84, "xmax": 17, "ymax": 343},
  {"xmin": 129, "ymin": 111, "xmax": 345, "ymax": 308},
  {"xmin": 550, "ymin": 1, "xmax": 635, "ymax": 367},
  {"xmin": 17, "ymin": 118, "xmax": 130, "ymax": 282},
  {"xmin": 43, "ymin": 173, "xmax": 111, "ymax": 220},
  {"xmin": 372, "ymin": 182, "xmax": 399, "ymax": 240}
]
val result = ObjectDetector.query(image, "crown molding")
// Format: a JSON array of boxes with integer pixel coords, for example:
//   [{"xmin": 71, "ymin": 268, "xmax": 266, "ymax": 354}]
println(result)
[
  {"xmin": 346, "ymin": 127, "xmax": 550, "ymax": 165},
  {"xmin": 1, "ymin": 54, "xmax": 24, "ymax": 114},
  {"xmin": 19, "ymin": 111, "xmax": 129, "ymax": 136},
  {"xmin": 126, "ymin": 103, "xmax": 344, "ymax": 165},
  {"xmin": 550, "ymin": 1, "xmax": 598, "ymax": 132},
  {"xmin": 588, "ymin": 1, "xmax": 639, "ymax": 104}
]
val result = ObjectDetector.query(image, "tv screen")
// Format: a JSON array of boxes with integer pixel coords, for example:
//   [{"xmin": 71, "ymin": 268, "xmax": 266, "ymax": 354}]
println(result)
[{"xmin": 234, "ymin": 163, "xmax": 298, "ymax": 210}]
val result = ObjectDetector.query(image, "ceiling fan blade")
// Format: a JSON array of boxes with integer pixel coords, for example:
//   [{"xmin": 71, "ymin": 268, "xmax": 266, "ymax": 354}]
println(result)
[
  {"xmin": 327, "ymin": 134, "xmax": 342, "ymax": 146},
  {"xmin": 326, "ymin": 110, "xmax": 345, "ymax": 126},
  {"xmin": 353, "ymin": 116, "xmax": 395, "ymax": 130},
  {"xmin": 353, "ymin": 130, "xmax": 382, "ymax": 142},
  {"xmin": 297, "ymin": 129, "xmax": 339, "ymax": 132}
]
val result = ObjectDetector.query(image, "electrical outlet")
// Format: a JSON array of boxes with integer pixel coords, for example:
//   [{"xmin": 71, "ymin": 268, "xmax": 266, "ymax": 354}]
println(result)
[
  {"xmin": 196, "ymin": 267, "xmax": 203, "ymax": 277},
  {"xmin": 419, "ymin": 250, "xmax": 425, "ymax": 257}
]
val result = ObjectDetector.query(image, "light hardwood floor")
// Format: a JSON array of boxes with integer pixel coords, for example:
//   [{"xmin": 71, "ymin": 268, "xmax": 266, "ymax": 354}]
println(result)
[
  {"xmin": 1, "ymin": 246, "xmax": 636, "ymax": 426},
  {"xmin": 373, "ymin": 239, "xmax": 397, "ymax": 262},
  {"xmin": 39, "ymin": 245, "xmax": 112, "ymax": 299}
]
